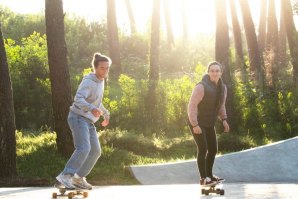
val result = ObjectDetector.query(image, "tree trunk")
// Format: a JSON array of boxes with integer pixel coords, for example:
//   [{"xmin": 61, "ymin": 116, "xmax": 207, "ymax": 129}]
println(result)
[
  {"xmin": 0, "ymin": 22, "xmax": 17, "ymax": 178},
  {"xmin": 239, "ymin": 0, "xmax": 265, "ymax": 90},
  {"xmin": 215, "ymin": 0, "xmax": 237, "ymax": 130},
  {"xmin": 147, "ymin": 0, "xmax": 160, "ymax": 129},
  {"xmin": 215, "ymin": 0, "xmax": 229, "ymax": 79},
  {"xmin": 279, "ymin": 1, "xmax": 287, "ymax": 68},
  {"xmin": 229, "ymin": 0, "xmax": 247, "ymax": 82},
  {"xmin": 181, "ymin": 0, "xmax": 188, "ymax": 45},
  {"xmin": 258, "ymin": 0, "xmax": 267, "ymax": 53},
  {"xmin": 281, "ymin": 0, "xmax": 298, "ymax": 87},
  {"xmin": 124, "ymin": 0, "xmax": 136, "ymax": 35},
  {"xmin": 45, "ymin": 0, "xmax": 73, "ymax": 157},
  {"xmin": 265, "ymin": 0, "xmax": 279, "ymax": 88},
  {"xmin": 149, "ymin": 0, "xmax": 160, "ymax": 83},
  {"xmin": 163, "ymin": 0, "xmax": 174, "ymax": 49},
  {"xmin": 107, "ymin": 0, "xmax": 121, "ymax": 80}
]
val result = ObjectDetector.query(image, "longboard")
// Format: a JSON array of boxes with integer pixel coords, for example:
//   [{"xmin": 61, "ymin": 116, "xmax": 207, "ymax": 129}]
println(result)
[
  {"xmin": 201, "ymin": 181, "xmax": 224, "ymax": 196},
  {"xmin": 52, "ymin": 183, "xmax": 88, "ymax": 199}
]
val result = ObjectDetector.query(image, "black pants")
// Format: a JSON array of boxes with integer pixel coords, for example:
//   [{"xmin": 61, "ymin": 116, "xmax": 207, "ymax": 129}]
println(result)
[{"xmin": 189, "ymin": 125, "xmax": 218, "ymax": 179}]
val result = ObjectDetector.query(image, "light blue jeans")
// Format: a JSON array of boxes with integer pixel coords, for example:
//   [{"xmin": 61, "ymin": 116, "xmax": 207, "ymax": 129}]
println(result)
[{"xmin": 62, "ymin": 110, "xmax": 101, "ymax": 177}]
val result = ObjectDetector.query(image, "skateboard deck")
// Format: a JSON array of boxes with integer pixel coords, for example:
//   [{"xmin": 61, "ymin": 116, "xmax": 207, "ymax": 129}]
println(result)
[
  {"xmin": 201, "ymin": 181, "xmax": 224, "ymax": 196},
  {"xmin": 52, "ymin": 183, "xmax": 89, "ymax": 199}
]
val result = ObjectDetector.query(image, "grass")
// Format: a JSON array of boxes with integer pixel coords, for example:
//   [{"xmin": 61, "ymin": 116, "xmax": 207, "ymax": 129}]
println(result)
[{"xmin": 1, "ymin": 127, "xmax": 263, "ymax": 187}]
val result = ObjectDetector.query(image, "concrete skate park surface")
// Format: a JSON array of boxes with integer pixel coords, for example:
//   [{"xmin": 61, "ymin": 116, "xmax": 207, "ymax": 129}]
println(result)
[
  {"xmin": 130, "ymin": 136, "xmax": 298, "ymax": 184},
  {"xmin": 0, "ymin": 137, "xmax": 297, "ymax": 199},
  {"xmin": 1, "ymin": 184, "xmax": 298, "ymax": 199}
]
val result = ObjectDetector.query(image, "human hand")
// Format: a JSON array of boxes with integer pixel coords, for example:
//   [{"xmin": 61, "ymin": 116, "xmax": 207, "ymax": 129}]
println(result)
[
  {"xmin": 101, "ymin": 118, "xmax": 109, "ymax": 127},
  {"xmin": 223, "ymin": 120, "xmax": 230, "ymax": 132},
  {"xmin": 193, "ymin": 125, "xmax": 202, "ymax": 134},
  {"xmin": 91, "ymin": 108, "xmax": 102, "ymax": 117}
]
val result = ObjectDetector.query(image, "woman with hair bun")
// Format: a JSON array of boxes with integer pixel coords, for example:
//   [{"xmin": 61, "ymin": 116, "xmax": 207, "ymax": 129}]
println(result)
[{"xmin": 56, "ymin": 52, "xmax": 111, "ymax": 190}]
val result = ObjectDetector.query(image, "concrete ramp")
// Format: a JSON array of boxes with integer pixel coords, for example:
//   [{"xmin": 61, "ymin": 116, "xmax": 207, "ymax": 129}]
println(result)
[{"xmin": 129, "ymin": 136, "xmax": 298, "ymax": 184}]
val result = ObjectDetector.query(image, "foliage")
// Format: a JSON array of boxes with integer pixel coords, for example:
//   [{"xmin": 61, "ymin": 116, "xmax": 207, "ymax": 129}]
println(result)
[
  {"xmin": 5, "ymin": 32, "xmax": 52, "ymax": 129},
  {"xmin": 105, "ymin": 69, "xmax": 203, "ymax": 135},
  {"xmin": 0, "ymin": 7, "xmax": 45, "ymax": 42},
  {"xmin": 120, "ymin": 34, "xmax": 149, "ymax": 79},
  {"xmin": 278, "ymin": 90, "xmax": 298, "ymax": 136},
  {"xmin": 2, "ymin": 7, "xmax": 298, "ymax": 169},
  {"xmin": 14, "ymin": 128, "xmax": 196, "ymax": 185},
  {"xmin": 217, "ymin": 133, "xmax": 257, "ymax": 152},
  {"xmin": 233, "ymin": 72, "xmax": 298, "ymax": 143},
  {"xmin": 293, "ymin": 0, "xmax": 298, "ymax": 15},
  {"xmin": 64, "ymin": 17, "xmax": 108, "ymax": 76}
]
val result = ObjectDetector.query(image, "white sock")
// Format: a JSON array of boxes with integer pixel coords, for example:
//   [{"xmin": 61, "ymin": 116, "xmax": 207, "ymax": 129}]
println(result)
[{"xmin": 74, "ymin": 173, "xmax": 81, "ymax": 179}]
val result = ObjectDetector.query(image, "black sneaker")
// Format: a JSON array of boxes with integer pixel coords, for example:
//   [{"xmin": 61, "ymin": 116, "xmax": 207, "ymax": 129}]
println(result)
[
  {"xmin": 200, "ymin": 177, "xmax": 217, "ymax": 187},
  {"xmin": 211, "ymin": 175, "xmax": 225, "ymax": 182}
]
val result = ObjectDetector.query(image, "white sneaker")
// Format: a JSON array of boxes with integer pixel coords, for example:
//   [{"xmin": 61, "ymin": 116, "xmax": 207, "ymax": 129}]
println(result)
[
  {"xmin": 200, "ymin": 177, "xmax": 218, "ymax": 187},
  {"xmin": 72, "ymin": 175, "xmax": 92, "ymax": 190},
  {"xmin": 56, "ymin": 173, "xmax": 76, "ymax": 189}
]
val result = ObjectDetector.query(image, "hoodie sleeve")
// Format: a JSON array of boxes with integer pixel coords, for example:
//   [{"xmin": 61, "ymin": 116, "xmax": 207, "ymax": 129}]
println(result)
[
  {"xmin": 188, "ymin": 84, "xmax": 204, "ymax": 127},
  {"xmin": 74, "ymin": 79, "xmax": 97, "ymax": 112},
  {"xmin": 218, "ymin": 85, "xmax": 227, "ymax": 120},
  {"xmin": 99, "ymin": 103, "xmax": 110, "ymax": 120}
]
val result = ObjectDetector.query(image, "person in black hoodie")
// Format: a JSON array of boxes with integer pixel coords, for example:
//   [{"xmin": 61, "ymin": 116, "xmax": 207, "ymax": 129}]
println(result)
[{"xmin": 187, "ymin": 61, "xmax": 230, "ymax": 186}]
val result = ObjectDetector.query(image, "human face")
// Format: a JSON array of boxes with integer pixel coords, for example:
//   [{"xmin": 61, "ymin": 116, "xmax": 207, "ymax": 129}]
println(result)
[
  {"xmin": 208, "ymin": 64, "xmax": 222, "ymax": 83},
  {"xmin": 94, "ymin": 61, "xmax": 110, "ymax": 80}
]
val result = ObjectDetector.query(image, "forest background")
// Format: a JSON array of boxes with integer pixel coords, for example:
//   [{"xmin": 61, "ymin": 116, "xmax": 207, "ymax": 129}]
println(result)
[{"xmin": 0, "ymin": 0, "xmax": 298, "ymax": 185}]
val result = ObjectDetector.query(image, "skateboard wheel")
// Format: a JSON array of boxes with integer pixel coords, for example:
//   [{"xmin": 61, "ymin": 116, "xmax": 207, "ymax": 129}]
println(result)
[
  {"xmin": 59, "ymin": 188, "xmax": 66, "ymax": 195},
  {"xmin": 68, "ymin": 192, "xmax": 74, "ymax": 199},
  {"xmin": 201, "ymin": 189, "xmax": 205, "ymax": 195},
  {"xmin": 83, "ymin": 191, "xmax": 88, "ymax": 198},
  {"xmin": 205, "ymin": 190, "xmax": 209, "ymax": 195},
  {"xmin": 52, "ymin": 192, "xmax": 57, "ymax": 198},
  {"xmin": 220, "ymin": 189, "xmax": 224, "ymax": 195}
]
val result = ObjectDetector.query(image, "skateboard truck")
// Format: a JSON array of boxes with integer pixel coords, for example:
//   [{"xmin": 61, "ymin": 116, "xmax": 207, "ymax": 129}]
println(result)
[
  {"xmin": 52, "ymin": 187, "xmax": 88, "ymax": 199},
  {"xmin": 201, "ymin": 184, "xmax": 224, "ymax": 196}
]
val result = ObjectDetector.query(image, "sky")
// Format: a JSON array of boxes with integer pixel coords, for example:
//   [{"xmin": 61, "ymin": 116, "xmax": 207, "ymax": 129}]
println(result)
[{"xmin": 0, "ymin": 0, "xmax": 273, "ymax": 37}]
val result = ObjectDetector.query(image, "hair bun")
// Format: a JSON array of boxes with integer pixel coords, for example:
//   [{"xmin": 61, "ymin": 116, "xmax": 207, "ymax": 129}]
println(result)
[
  {"xmin": 92, "ymin": 52, "xmax": 111, "ymax": 68},
  {"xmin": 94, "ymin": 53, "xmax": 102, "ymax": 58}
]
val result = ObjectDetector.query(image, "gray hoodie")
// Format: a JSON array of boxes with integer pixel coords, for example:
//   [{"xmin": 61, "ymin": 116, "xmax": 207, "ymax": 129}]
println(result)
[{"xmin": 70, "ymin": 73, "xmax": 109, "ymax": 123}]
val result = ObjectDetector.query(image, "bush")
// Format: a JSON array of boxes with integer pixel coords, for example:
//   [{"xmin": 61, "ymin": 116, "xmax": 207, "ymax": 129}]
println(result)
[
  {"xmin": 217, "ymin": 133, "xmax": 257, "ymax": 152},
  {"xmin": 100, "ymin": 128, "xmax": 157, "ymax": 156}
]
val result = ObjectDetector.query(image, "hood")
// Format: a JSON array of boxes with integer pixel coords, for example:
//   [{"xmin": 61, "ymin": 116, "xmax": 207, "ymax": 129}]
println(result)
[{"xmin": 83, "ymin": 73, "xmax": 102, "ymax": 83}]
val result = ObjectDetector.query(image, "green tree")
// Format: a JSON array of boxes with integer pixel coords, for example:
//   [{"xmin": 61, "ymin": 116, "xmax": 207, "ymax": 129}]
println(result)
[
  {"xmin": 147, "ymin": 0, "xmax": 161, "ymax": 131},
  {"xmin": 265, "ymin": 0, "xmax": 279, "ymax": 89},
  {"xmin": 0, "ymin": 22, "xmax": 16, "ymax": 177},
  {"xmin": 278, "ymin": 1, "xmax": 287, "ymax": 68},
  {"xmin": 215, "ymin": 0, "xmax": 237, "ymax": 130},
  {"xmin": 181, "ymin": 1, "xmax": 188, "ymax": 45},
  {"xmin": 6, "ymin": 33, "xmax": 52, "ymax": 129},
  {"xmin": 0, "ymin": 7, "xmax": 45, "ymax": 42},
  {"xmin": 107, "ymin": 0, "xmax": 122, "ymax": 79},
  {"xmin": 258, "ymin": 0, "xmax": 267, "ymax": 53},
  {"xmin": 163, "ymin": 0, "xmax": 175, "ymax": 49},
  {"xmin": 124, "ymin": 0, "xmax": 137, "ymax": 35},
  {"xmin": 45, "ymin": 0, "xmax": 73, "ymax": 156},
  {"xmin": 229, "ymin": 0, "xmax": 247, "ymax": 81},
  {"xmin": 239, "ymin": 0, "xmax": 264, "ymax": 90},
  {"xmin": 281, "ymin": 0, "xmax": 298, "ymax": 87}
]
